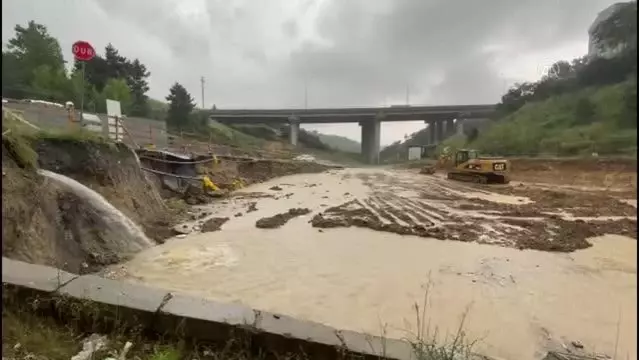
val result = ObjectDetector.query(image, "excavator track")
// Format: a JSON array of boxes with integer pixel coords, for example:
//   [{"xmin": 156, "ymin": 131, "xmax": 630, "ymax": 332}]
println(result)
[{"xmin": 447, "ymin": 171, "xmax": 507, "ymax": 184}]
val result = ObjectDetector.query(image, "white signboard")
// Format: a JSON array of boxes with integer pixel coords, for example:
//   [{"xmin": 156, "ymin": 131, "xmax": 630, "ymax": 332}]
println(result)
[
  {"xmin": 408, "ymin": 146, "xmax": 422, "ymax": 161},
  {"xmin": 106, "ymin": 99, "xmax": 122, "ymax": 117},
  {"xmin": 106, "ymin": 99, "xmax": 123, "ymax": 142}
]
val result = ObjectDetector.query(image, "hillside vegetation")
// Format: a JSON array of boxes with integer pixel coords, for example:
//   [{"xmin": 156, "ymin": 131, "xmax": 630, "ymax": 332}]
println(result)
[
  {"xmin": 383, "ymin": 1, "xmax": 637, "ymax": 161},
  {"xmin": 473, "ymin": 79, "xmax": 636, "ymax": 156},
  {"xmin": 310, "ymin": 131, "xmax": 361, "ymax": 153}
]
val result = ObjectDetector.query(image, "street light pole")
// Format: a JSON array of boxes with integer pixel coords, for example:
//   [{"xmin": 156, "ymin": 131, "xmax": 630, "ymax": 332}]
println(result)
[
  {"xmin": 79, "ymin": 61, "xmax": 86, "ymax": 125},
  {"xmin": 405, "ymin": 84, "xmax": 410, "ymax": 105},
  {"xmin": 200, "ymin": 76, "xmax": 205, "ymax": 109},
  {"xmin": 304, "ymin": 79, "xmax": 308, "ymax": 109}
]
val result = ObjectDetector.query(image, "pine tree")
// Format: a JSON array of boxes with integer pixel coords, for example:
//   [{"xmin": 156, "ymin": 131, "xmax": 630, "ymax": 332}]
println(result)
[
  {"xmin": 127, "ymin": 59, "xmax": 151, "ymax": 117},
  {"xmin": 166, "ymin": 82, "xmax": 195, "ymax": 129}
]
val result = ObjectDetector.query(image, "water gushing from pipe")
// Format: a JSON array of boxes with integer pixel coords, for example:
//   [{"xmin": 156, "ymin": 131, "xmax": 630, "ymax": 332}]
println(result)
[{"xmin": 38, "ymin": 169, "xmax": 153, "ymax": 252}]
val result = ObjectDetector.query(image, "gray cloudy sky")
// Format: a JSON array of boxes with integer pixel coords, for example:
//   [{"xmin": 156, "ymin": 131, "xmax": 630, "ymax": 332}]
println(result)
[{"xmin": 2, "ymin": 0, "xmax": 615, "ymax": 145}]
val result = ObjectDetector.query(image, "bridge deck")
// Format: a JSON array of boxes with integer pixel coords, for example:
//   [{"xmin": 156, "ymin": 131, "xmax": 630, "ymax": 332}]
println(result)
[{"xmin": 209, "ymin": 104, "xmax": 496, "ymax": 123}]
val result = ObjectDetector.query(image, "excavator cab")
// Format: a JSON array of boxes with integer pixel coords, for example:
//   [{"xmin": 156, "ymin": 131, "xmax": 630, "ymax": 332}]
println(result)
[{"xmin": 454, "ymin": 149, "xmax": 478, "ymax": 167}]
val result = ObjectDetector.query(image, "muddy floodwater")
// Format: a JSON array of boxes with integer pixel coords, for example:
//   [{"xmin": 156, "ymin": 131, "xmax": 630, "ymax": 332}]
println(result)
[{"xmin": 114, "ymin": 168, "xmax": 637, "ymax": 360}]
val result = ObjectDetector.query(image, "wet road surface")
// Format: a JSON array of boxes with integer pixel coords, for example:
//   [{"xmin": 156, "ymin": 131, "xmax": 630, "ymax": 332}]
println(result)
[{"xmin": 112, "ymin": 168, "xmax": 637, "ymax": 360}]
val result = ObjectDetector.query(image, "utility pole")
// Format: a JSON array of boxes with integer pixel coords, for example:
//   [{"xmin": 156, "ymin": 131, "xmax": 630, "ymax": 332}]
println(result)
[
  {"xmin": 304, "ymin": 79, "xmax": 308, "ymax": 109},
  {"xmin": 200, "ymin": 76, "xmax": 205, "ymax": 109}
]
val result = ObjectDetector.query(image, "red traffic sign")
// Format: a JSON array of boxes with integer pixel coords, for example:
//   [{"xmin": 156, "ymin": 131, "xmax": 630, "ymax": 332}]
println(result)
[{"xmin": 72, "ymin": 41, "xmax": 96, "ymax": 61}]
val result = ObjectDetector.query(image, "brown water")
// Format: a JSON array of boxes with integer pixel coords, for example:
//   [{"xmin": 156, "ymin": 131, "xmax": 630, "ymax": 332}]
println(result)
[{"xmin": 116, "ymin": 169, "xmax": 637, "ymax": 360}]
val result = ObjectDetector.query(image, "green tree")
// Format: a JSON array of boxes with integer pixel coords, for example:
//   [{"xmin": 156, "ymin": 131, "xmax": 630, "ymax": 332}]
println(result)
[
  {"xmin": 127, "ymin": 59, "xmax": 151, "ymax": 117},
  {"xmin": 166, "ymin": 82, "xmax": 195, "ymax": 129},
  {"xmin": 3, "ymin": 21, "xmax": 67, "ymax": 99},
  {"xmin": 573, "ymin": 98, "xmax": 596, "ymax": 125},
  {"xmin": 103, "ymin": 78, "xmax": 132, "ymax": 114},
  {"xmin": 6, "ymin": 21, "xmax": 65, "ymax": 75},
  {"xmin": 2, "ymin": 52, "xmax": 29, "ymax": 98},
  {"xmin": 30, "ymin": 64, "xmax": 71, "ymax": 102},
  {"xmin": 104, "ymin": 43, "xmax": 130, "ymax": 80},
  {"xmin": 73, "ymin": 56, "xmax": 110, "ymax": 92},
  {"xmin": 547, "ymin": 60, "xmax": 574, "ymax": 80},
  {"xmin": 619, "ymin": 80, "xmax": 637, "ymax": 128}
]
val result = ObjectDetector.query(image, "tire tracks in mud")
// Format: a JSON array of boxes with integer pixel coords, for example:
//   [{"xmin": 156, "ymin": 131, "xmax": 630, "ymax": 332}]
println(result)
[{"xmin": 312, "ymin": 171, "xmax": 637, "ymax": 253}]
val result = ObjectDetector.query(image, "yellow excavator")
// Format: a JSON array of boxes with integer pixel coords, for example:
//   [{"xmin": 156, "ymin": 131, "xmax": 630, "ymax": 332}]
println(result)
[{"xmin": 421, "ymin": 148, "xmax": 510, "ymax": 184}]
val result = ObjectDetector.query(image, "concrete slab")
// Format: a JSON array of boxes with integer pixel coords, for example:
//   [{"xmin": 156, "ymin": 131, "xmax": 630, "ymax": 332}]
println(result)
[
  {"xmin": 2, "ymin": 257, "xmax": 78, "ymax": 292},
  {"xmin": 160, "ymin": 293, "xmax": 256, "ymax": 326},
  {"xmin": 155, "ymin": 293, "xmax": 256, "ymax": 340},
  {"xmin": 255, "ymin": 311, "xmax": 343, "ymax": 347},
  {"xmin": 58, "ymin": 275, "xmax": 168, "ymax": 313},
  {"xmin": 542, "ymin": 352, "xmax": 605, "ymax": 360},
  {"xmin": 336, "ymin": 329, "xmax": 415, "ymax": 360}
]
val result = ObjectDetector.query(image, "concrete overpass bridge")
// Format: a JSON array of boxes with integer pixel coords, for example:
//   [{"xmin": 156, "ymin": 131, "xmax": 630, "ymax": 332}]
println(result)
[{"xmin": 210, "ymin": 104, "xmax": 496, "ymax": 164}]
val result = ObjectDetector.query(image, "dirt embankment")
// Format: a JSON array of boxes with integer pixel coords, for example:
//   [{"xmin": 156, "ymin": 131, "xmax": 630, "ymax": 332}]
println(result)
[
  {"xmin": 202, "ymin": 158, "xmax": 337, "ymax": 188},
  {"xmin": 508, "ymin": 157, "xmax": 637, "ymax": 189},
  {"xmin": 398, "ymin": 157, "xmax": 637, "ymax": 190},
  {"xmin": 2, "ymin": 137, "xmax": 178, "ymax": 274},
  {"xmin": 139, "ymin": 150, "xmax": 338, "ymax": 204}
]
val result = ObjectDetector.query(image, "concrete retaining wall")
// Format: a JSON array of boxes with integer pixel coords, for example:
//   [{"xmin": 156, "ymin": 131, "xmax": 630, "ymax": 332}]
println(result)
[{"xmin": 1, "ymin": 258, "xmax": 415, "ymax": 360}]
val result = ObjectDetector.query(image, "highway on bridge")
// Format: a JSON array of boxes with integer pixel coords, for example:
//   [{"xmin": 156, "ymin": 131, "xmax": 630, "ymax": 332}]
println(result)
[
  {"xmin": 209, "ymin": 104, "xmax": 497, "ymax": 164},
  {"xmin": 209, "ymin": 104, "xmax": 496, "ymax": 124}
]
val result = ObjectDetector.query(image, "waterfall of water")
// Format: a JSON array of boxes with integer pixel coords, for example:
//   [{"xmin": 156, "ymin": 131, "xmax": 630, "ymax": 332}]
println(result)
[{"xmin": 38, "ymin": 169, "xmax": 154, "ymax": 251}]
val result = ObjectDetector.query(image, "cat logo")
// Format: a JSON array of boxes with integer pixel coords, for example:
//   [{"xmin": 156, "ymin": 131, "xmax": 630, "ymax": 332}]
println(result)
[{"xmin": 493, "ymin": 163, "xmax": 506, "ymax": 171}]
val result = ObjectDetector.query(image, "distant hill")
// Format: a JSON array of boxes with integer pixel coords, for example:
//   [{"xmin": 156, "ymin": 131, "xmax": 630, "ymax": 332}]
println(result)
[{"xmin": 310, "ymin": 131, "xmax": 361, "ymax": 153}]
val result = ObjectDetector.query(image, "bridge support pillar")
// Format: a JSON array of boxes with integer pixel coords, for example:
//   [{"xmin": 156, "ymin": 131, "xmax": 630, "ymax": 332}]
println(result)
[
  {"xmin": 359, "ymin": 119, "xmax": 381, "ymax": 164},
  {"xmin": 427, "ymin": 121, "xmax": 437, "ymax": 145},
  {"xmin": 360, "ymin": 122, "xmax": 369, "ymax": 162},
  {"xmin": 436, "ymin": 120, "xmax": 444, "ymax": 144},
  {"xmin": 446, "ymin": 119, "xmax": 455, "ymax": 138},
  {"xmin": 288, "ymin": 116, "xmax": 299, "ymax": 146},
  {"xmin": 456, "ymin": 119, "xmax": 465, "ymax": 136}
]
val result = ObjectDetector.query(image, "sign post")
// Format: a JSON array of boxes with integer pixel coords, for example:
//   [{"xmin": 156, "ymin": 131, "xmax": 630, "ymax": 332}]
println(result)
[
  {"xmin": 106, "ymin": 99, "xmax": 122, "ymax": 142},
  {"xmin": 71, "ymin": 41, "xmax": 96, "ymax": 125}
]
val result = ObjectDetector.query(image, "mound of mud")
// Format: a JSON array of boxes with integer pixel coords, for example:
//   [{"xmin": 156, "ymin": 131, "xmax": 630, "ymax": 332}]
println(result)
[
  {"xmin": 256, "ymin": 208, "xmax": 311, "ymax": 229},
  {"xmin": 201, "ymin": 217, "xmax": 230, "ymax": 232},
  {"xmin": 310, "ymin": 199, "xmax": 637, "ymax": 252},
  {"xmin": 2, "ymin": 136, "xmax": 178, "ymax": 274}
]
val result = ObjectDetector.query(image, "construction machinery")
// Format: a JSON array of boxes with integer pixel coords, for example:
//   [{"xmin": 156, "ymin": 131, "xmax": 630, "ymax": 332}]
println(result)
[{"xmin": 420, "ymin": 148, "xmax": 510, "ymax": 184}]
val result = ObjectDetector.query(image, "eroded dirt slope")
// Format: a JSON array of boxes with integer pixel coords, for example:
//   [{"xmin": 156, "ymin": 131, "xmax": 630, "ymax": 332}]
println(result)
[{"xmin": 2, "ymin": 137, "xmax": 177, "ymax": 273}]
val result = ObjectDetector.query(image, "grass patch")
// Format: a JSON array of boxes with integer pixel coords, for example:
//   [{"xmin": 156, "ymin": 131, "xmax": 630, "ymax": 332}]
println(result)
[
  {"xmin": 164, "ymin": 197, "xmax": 190, "ymax": 215},
  {"xmin": 2, "ymin": 129, "xmax": 39, "ymax": 169},
  {"xmin": 2, "ymin": 309, "xmax": 81, "ymax": 360},
  {"xmin": 35, "ymin": 127, "xmax": 113, "ymax": 146},
  {"xmin": 404, "ymin": 278, "xmax": 478, "ymax": 360},
  {"xmin": 2, "ymin": 108, "xmax": 119, "ymax": 170},
  {"xmin": 2, "ymin": 109, "xmax": 40, "ymax": 169}
]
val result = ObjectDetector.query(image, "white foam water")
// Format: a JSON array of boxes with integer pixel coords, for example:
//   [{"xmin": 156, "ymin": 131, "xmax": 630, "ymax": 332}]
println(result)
[{"xmin": 38, "ymin": 169, "xmax": 153, "ymax": 252}]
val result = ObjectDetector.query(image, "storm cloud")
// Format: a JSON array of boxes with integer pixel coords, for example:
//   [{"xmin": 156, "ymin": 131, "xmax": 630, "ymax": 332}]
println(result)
[{"xmin": 2, "ymin": 0, "xmax": 616, "ymax": 144}]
